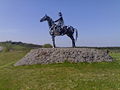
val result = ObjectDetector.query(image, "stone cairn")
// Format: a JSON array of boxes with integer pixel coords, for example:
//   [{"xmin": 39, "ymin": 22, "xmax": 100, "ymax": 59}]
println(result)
[{"xmin": 14, "ymin": 48, "xmax": 113, "ymax": 66}]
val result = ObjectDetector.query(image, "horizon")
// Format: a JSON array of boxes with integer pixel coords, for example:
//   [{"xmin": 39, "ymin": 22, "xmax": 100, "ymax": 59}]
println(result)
[
  {"xmin": 0, "ymin": 0, "xmax": 120, "ymax": 47},
  {"xmin": 0, "ymin": 40, "xmax": 120, "ymax": 48}
]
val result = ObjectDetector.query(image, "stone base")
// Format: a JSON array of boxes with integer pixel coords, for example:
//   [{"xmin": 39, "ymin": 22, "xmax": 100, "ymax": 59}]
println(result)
[{"xmin": 14, "ymin": 48, "xmax": 113, "ymax": 66}]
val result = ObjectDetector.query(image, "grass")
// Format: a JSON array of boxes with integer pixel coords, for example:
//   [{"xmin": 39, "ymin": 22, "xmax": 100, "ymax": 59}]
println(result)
[{"xmin": 0, "ymin": 50, "xmax": 120, "ymax": 89}]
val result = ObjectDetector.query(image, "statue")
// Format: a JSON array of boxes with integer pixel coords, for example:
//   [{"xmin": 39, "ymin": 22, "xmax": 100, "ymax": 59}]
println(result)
[
  {"xmin": 54, "ymin": 12, "xmax": 64, "ymax": 34},
  {"xmin": 40, "ymin": 12, "xmax": 78, "ymax": 48}
]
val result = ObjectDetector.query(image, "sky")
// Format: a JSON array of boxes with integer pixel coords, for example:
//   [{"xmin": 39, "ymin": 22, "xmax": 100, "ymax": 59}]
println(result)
[{"xmin": 0, "ymin": 0, "xmax": 120, "ymax": 47}]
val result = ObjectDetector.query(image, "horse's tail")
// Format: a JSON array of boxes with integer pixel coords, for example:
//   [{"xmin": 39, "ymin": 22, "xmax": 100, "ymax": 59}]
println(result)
[{"xmin": 74, "ymin": 28, "xmax": 78, "ymax": 41}]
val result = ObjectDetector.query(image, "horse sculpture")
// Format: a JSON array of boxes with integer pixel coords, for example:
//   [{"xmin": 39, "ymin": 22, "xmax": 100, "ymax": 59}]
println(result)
[{"xmin": 40, "ymin": 14, "xmax": 78, "ymax": 48}]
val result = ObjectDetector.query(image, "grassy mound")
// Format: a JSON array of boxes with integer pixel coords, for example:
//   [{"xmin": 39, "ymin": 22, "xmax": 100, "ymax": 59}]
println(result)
[{"xmin": 0, "ymin": 47, "xmax": 120, "ymax": 89}]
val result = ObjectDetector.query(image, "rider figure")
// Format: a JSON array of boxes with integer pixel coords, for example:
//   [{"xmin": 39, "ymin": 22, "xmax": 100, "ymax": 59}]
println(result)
[{"xmin": 54, "ymin": 12, "xmax": 64, "ymax": 34}]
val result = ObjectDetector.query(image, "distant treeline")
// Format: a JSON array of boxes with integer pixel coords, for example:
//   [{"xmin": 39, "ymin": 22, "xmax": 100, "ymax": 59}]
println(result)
[
  {"xmin": 77, "ymin": 47, "xmax": 120, "ymax": 53},
  {"xmin": 0, "ymin": 41, "xmax": 53, "ymax": 52},
  {"xmin": 77, "ymin": 47, "xmax": 120, "ymax": 49},
  {"xmin": 0, "ymin": 41, "xmax": 43, "ymax": 52},
  {"xmin": 0, "ymin": 41, "xmax": 42, "ymax": 48}
]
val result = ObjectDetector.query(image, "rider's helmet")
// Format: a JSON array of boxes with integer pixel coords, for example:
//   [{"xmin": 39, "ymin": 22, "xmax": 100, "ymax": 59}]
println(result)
[{"xmin": 59, "ymin": 12, "xmax": 62, "ymax": 16}]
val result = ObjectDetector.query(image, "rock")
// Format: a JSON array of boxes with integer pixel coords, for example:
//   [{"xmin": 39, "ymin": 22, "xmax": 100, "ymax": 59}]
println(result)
[
  {"xmin": 14, "ymin": 48, "xmax": 114, "ymax": 66},
  {"xmin": 0, "ymin": 46, "xmax": 3, "ymax": 52}
]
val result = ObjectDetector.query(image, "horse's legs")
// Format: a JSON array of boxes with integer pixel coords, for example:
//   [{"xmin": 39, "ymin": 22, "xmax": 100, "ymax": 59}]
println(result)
[
  {"xmin": 52, "ymin": 36, "xmax": 56, "ymax": 48},
  {"xmin": 67, "ymin": 35, "xmax": 76, "ymax": 48}
]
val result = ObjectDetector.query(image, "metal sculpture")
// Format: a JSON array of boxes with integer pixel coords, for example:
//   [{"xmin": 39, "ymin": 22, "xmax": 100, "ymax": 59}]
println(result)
[{"xmin": 40, "ymin": 13, "xmax": 78, "ymax": 48}]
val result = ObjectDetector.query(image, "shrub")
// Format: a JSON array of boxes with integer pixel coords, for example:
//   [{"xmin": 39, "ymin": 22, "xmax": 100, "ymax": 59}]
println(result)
[
  {"xmin": 42, "ymin": 44, "xmax": 53, "ymax": 48},
  {"xmin": 3, "ymin": 43, "xmax": 13, "ymax": 52}
]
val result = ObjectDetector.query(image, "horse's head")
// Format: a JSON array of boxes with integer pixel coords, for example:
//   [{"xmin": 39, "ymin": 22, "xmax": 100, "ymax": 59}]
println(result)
[
  {"xmin": 40, "ymin": 14, "xmax": 55, "ymax": 28},
  {"xmin": 40, "ymin": 14, "xmax": 49, "ymax": 22}
]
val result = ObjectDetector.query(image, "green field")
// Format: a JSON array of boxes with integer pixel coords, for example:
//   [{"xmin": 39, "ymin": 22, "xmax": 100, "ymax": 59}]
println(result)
[{"xmin": 0, "ymin": 46, "xmax": 120, "ymax": 90}]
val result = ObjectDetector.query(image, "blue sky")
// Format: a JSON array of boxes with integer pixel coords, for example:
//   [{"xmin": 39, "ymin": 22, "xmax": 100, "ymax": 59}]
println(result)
[{"xmin": 0, "ymin": 0, "xmax": 120, "ymax": 47}]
